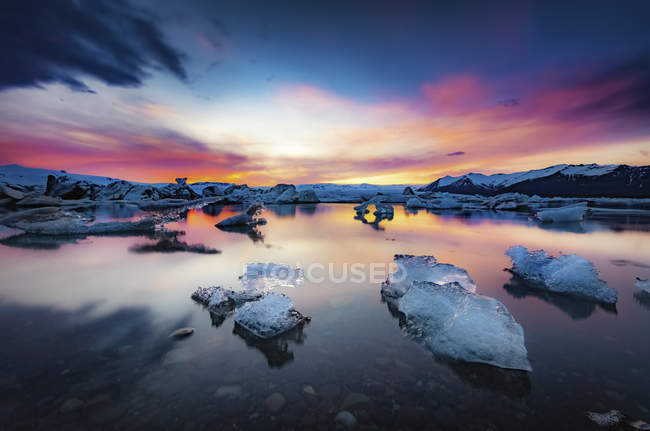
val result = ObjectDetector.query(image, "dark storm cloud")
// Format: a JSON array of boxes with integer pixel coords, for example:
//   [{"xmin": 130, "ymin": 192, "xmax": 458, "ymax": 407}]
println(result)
[
  {"xmin": 0, "ymin": 0, "xmax": 187, "ymax": 92},
  {"xmin": 446, "ymin": 151, "xmax": 465, "ymax": 156}
]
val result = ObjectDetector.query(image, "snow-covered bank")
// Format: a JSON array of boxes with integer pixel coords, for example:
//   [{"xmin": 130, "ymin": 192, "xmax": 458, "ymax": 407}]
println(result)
[{"xmin": 506, "ymin": 246, "xmax": 618, "ymax": 303}]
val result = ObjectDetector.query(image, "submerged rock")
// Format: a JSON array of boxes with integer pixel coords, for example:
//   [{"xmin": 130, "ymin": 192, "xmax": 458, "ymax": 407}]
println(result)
[
  {"xmin": 214, "ymin": 385, "xmax": 243, "ymax": 399},
  {"xmin": 382, "ymin": 254, "xmax": 476, "ymax": 299},
  {"xmin": 334, "ymin": 411, "xmax": 358, "ymax": 427},
  {"xmin": 234, "ymin": 293, "xmax": 308, "ymax": 339},
  {"xmin": 536, "ymin": 203, "xmax": 587, "ymax": 222},
  {"xmin": 60, "ymin": 398, "xmax": 84, "ymax": 414},
  {"xmin": 397, "ymin": 281, "xmax": 532, "ymax": 371},
  {"xmin": 506, "ymin": 246, "xmax": 618, "ymax": 303},
  {"xmin": 264, "ymin": 392, "xmax": 286, "ymax": 413}
]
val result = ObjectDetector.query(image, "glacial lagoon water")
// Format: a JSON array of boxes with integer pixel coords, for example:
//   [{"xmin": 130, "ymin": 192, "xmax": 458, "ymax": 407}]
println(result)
[{"xmin": 1, "ymin": 203, "xmax": 649, "ymax": 430}]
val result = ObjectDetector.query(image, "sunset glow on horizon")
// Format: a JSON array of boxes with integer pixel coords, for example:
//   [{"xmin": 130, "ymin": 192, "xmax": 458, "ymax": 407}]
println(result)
[{"xmin": 1, "ymin": 0, "xmax": 649, "ymax": 185}]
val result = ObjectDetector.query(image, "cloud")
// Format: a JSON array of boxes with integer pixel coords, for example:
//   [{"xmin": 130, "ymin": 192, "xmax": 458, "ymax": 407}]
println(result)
[
  {"xmin": 561, "ymin": 54, "xmax": 650, "ymax": 119},
  {"xmin": 446, "ymin": 151, "xmax": 465, "ymax": 156},
  {"xmin": 0, "ymin": 0, "xmax": 187, "ymax": 93}
]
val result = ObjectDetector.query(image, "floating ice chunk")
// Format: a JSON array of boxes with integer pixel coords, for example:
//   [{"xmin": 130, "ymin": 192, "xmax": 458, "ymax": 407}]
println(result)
[
  {"xmin": 536, "ymin": 203, "xmax": 587, "ymax": 223},
  {"xmin": 239, "ymin": 263, "xmax": 304, "ymax": 291},
  {"xmin": 191, "ymin": 286, "xmax": 263, "ymax": 312},
  {"xmin": 216, "ymin": 213, "xmax": 266, "ymax": 227},
  {"xmin": 382, "ymin": 254, "xmax": 476, "ymax": 299},
  {"xmin": 636, "ymin": 278, "xmax": 650, "ymax": 293},
  {"xmin": 397, "ymin": 281, "xmax": 531, "ymax": 371},
  {"xmin": 405, "ymin": 197, "xmax": 426, "ymax": 209},
  {"xmin": 373, "ymin": 203, "xmax": 394, "ymax": 218},
  {"xmin": 438, "ymin": 196, "xmax": 463, "ymax": 209},
  {"xmin": 234, "ymin": 293, "xmax": 308, "ymax": 339},
  {"xmin": 506, "ymin": 246, "xmax": 617, "ymax": 303},
  {"xmin": 191, "ymin": 286, "xmax": 219, "ymax": 305}
]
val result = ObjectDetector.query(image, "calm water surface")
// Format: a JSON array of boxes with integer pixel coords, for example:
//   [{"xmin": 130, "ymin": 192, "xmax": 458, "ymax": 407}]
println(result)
[{"xmin": 1, "ymin": 204, "xmax": 649, "ymax": 430}]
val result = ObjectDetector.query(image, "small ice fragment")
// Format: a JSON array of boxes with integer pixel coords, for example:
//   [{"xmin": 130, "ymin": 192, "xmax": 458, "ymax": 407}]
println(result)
[
  {"xmin": 234, "ymin": 293, "xmax": 308, "ymax": 339},
  {"xmin": 191, "ymin": 286, "xmax": 219, "ymax": 305}
]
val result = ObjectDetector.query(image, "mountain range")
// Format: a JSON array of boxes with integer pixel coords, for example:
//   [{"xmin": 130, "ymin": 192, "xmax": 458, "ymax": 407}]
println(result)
[
  {"xmin": 418, "ymin": 164, "xmax": 650, "ymax": 198},
  {"xmin": 1, "ymin": 163, "xmax": 648, "ymax": 198}
]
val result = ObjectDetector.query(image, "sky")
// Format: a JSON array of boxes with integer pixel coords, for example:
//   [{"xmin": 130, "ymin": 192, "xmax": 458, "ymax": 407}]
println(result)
[{"xmin": 1, "ymin": 0, "xmax": 649, "ymax": 185}]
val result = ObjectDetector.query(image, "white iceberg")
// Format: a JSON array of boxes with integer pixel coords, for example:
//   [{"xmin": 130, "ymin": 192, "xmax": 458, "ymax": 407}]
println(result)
[
  {"xmin": 636, "ymin": 278, "xmax": 650, "ymax": 293},
  {"xmin": 234, "ymin": 293, "xmax": 308, "ymax": 339},
  {"xmin": 438, "ymin": 196, "xmax": 463, "ymax": 209},
  {"xmin": 239, "ymin": 263, "xmax": 304, "ymax": 291},
  {"xmin": 397, "ymin": 281, "xmax": 531, "ymax": 371},
  {"xmin": 506, "ymin": 246, "xmax": 617, "ymax": 303},
  {"xmin": 382, "ymin": 254, "xmax": 476, "ymax": 299},
  {"xmin": 405, "ymin": 197, "xmax": 426, "ymax": 209},
  {"xmin": 536, "ymin": 203, "xmax": 587, "ymax": 222}
]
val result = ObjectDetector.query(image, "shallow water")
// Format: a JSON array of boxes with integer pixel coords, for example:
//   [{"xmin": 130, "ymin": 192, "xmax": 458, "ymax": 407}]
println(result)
[{"xmin": 1, "ymin": 203, "xmax": 649, "ymax": 430}]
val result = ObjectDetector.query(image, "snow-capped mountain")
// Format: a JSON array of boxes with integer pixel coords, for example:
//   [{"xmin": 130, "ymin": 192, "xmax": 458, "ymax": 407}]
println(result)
[{"xmin": 419, "ymin": 164, "xmax": 650, "ymax": 197}]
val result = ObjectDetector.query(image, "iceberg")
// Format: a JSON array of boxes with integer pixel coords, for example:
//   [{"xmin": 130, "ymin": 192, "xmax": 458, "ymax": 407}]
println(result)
[
  {"xmin": 380, "ymin": 255, "xmax": 530, "ymax": 370},
  {"xmin": 505, "ymin": 246, "xmax": 617, "ymax": 303},
  {"xmin": 535, "ymin": 203, "xmax": 587, "ymax": 222},
  {"xmin": 636, "ymin": 278, "xmax": 650, "ymax": 293},
  {"xmin": 398, "ymin": 281, "xmax": 531, "ymax": 371},
  {"xmin": 216, "ymin": 202, "xmax": 267, "ymax": 228},
  {"xmin": 382, "ymin": 254, "xmax": 476, "ymax": 299},
  {"xmin": 234, "ymin": 293, "xmax": 308, "ymax": 339}
]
